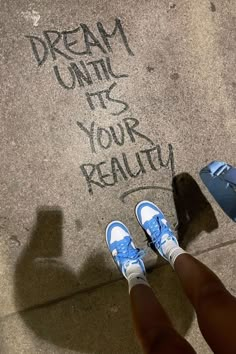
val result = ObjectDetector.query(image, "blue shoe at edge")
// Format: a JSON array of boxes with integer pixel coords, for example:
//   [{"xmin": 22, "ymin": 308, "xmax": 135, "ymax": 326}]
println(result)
[
  {"xmin": 106, "ymin": 221, "xmax": 145, "ymax": 279},
  {"xmin": 135, "ymin": 200, "xmax": 178, "ymax": 260},
  {"xmin": 200, "ymin": 160, "xmax": 236, "ymax": 222}
]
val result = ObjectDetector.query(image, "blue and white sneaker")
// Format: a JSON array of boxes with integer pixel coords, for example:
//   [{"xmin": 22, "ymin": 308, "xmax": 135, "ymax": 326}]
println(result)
[
  {"xmin": 135, "ymin": 201, "xmax": 178, "ymax": 261},
  {"xmin": 106, "ymin": 221, "xmax": 145, "ymax": 279}
]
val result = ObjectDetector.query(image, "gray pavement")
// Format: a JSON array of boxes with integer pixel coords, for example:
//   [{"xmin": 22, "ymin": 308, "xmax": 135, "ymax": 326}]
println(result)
[{"xmin": 1, "ymin": 0, "xmax": 236, "ymax": 352}]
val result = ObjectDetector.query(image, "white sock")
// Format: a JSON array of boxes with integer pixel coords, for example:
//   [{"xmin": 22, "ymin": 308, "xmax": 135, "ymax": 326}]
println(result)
[
  {"xmin": 126, "ymin": 263, "xmax": 150, "ymax": 293},
  {"xmin": 161, "ymin": 235, "xmax": 186, "ymax": 268}
]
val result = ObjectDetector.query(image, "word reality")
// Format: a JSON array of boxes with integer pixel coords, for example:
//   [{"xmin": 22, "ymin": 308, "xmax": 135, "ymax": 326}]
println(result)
[{"xmin": 80, "ymin": 144, "xmax": 175, "ymax": 195}]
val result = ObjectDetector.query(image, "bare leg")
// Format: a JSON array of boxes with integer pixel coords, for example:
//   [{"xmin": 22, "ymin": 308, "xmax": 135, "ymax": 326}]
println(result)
[
  {"xmin": 134, "ymin": 200, "xmax": 236, "ymax": 353},
  {"xmin": 130, "ymin": 284, "xmax": 196, "ymax": 354},
  {"xmin": 174, "ymin": 253, "xmax": 236, "ymax": 354}
]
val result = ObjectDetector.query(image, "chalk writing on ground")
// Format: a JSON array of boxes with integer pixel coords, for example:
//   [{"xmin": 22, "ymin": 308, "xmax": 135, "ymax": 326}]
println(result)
[
  {"xmin": 26, "ymin": 18, "xmax": 132, "ymax": 114},
  {"xmin": 77, "ymin": 118, "xmax": 175, "ymax": 195},
  {"xmin": 26, "ymin": 17, "xmax": 175, "ymax": 200}
]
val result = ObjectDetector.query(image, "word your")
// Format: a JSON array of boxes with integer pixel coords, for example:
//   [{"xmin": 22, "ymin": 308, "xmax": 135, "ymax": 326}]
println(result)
[
  {"xmin": 26, "ymin": 18, "xmax": 134, "ymax": 66},
  {"xmin": 77, "ymin": 117, "xmax": 155, "ymax": 153},
  {"xmin": 80, "ymin": 144, "xmax": 175, "ymax": 195}
]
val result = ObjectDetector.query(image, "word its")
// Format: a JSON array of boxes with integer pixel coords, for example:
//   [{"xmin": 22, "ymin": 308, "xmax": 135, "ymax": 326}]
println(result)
[
  {"xmin": 80, "ymin": 144, "xmax": 175, "ymax": 195},
  {"xmin": 77, "ymin": 117, "xmax": 155, "ymax": 153},
  {"xmin": 54, "ymin": 57, "xmax": 128, "ymax": 90},
  {"xmin": 85, "ymin": 82, "xmax": 128, "ymax": 115},
  {"xmin": 26, "ymin": 18, "xmax": 134, "ymax": 66}
]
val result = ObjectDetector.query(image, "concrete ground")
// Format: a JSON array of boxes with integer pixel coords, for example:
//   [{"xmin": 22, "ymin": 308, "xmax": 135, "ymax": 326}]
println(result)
[{"xmin": 1, "ymin": 0, "xmax": 236, "ymax": 352}]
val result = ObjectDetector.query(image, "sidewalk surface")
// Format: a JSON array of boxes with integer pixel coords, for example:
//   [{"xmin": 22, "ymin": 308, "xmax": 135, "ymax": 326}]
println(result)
[{"xmin": 1, "ymin": 0, "xmax": 236, "ymax": 352}]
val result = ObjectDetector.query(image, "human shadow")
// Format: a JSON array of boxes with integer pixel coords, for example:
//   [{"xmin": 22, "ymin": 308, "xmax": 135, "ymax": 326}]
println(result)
[
  {"xmin": 14, "ymin": 206, "xmax": 194, "ymax": 353},
  {"xmin": 172, "ymin": 173, "xmax": 219, "ymax": 248}
]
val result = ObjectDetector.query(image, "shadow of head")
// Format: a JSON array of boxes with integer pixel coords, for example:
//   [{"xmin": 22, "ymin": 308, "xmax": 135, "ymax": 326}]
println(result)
[
  {"xmin": 14, "ymin": 206, "xmax": 194, "ymax": 353},
  {"xmin": 172, "ymin": 173, "xmax": 218, "ymax": 248}
]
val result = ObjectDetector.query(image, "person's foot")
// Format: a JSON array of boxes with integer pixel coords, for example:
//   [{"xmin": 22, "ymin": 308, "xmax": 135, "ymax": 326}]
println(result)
[
  {"xmin": 135, "ymin": 200, "xmax": 178, "ymax": 261},
  {"xmin": 106, "ymin": 221, "xmax": 145, "ymax": 279}
]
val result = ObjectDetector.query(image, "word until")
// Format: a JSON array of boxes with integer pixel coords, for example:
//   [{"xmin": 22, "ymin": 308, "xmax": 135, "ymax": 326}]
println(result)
[{"xmin": 54, "ymin": 57, "xmax": 128, "ymax": 90}]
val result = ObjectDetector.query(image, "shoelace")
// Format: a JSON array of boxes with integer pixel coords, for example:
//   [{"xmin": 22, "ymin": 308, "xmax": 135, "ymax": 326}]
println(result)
[
  {"xmin": 146, "ymin": 217, "xmax": 170, "ymax": 248},
  {"xmin": 114, "ymin": 237, "xmax": 145, "ymax": 265}
]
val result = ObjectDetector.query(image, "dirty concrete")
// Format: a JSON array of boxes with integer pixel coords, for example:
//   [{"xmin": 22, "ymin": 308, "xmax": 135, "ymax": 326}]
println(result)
[{"xmin": 0, "ymin": 0, "xmax": 236, "ymax": 352}]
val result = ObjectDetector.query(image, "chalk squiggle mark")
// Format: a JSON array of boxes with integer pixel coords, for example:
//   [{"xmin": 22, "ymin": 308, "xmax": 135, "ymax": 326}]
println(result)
[{"xmin": 120, "ymin": 185, "xmax": 172, "ymax": 203}]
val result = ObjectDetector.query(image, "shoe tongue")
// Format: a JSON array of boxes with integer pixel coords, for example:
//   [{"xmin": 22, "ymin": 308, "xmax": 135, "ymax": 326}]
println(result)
[
  {"xmin": 153, "ymin": 225, "xmax": 161, "ymax": 237},
  {"xmin": 154, "ymin": 217, "xmax": 161, "ymax": 229}
]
